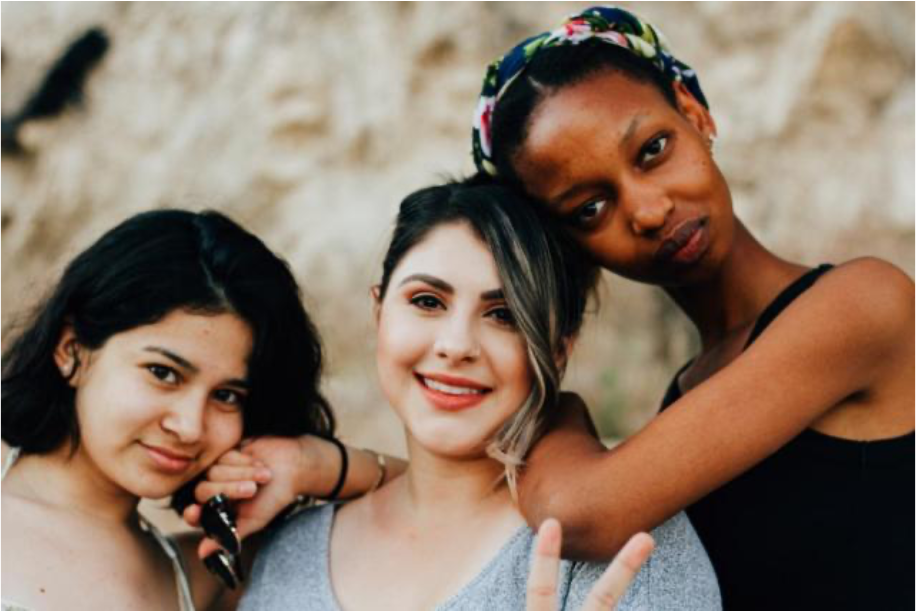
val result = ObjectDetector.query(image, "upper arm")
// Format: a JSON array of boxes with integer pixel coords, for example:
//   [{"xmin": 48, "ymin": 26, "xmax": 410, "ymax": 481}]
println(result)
[{"xmin": 520, "ymin": 259, "xmax": 914, "ymax": 558}]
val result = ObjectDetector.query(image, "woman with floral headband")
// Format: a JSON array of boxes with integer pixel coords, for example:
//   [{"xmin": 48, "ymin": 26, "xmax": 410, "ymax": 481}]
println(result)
[{"xmin": 472, "ymin": 6, "xmax": 914, "ymax": 610}]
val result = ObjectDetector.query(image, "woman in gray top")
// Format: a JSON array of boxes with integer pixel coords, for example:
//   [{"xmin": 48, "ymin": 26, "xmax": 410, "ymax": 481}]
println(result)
[{"xmin": 239, "ymin": 177, "xmax": 720, "ymax": 610}]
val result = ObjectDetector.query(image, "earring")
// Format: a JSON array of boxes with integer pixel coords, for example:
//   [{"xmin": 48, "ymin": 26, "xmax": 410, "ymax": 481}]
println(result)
[{"xmin": 708, "ymin": 135, "xmax": 717, "ymax": 153}]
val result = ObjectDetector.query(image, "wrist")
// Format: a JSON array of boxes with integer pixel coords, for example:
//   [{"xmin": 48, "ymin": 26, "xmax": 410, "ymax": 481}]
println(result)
[{"xmin": 294, "ymin": 435, "xmax": 339, "ymax": 497}]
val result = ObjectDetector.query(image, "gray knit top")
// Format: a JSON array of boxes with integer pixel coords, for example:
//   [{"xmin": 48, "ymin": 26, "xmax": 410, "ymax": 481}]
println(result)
[{"xmin": 239, "ymin": 504, "xmax": 720, "ymax": 611}]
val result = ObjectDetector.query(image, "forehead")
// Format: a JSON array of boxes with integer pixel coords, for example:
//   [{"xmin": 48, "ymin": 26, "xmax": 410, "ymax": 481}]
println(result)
[
  {"xmin": 390, "ymin": 222, "xmax": 501, "ymax": 291},
  {"xmin": 107, "ymin": 310, "xmax": 253, "ymax": 373},
  {"xmin": 516, "ymin": 72, "xmax": 674, "ymax": 197}
]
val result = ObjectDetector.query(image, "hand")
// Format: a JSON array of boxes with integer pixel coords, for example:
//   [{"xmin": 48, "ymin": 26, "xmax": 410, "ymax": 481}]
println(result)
[
  {"xmin": 183, "ymin": 435, "xmax": 327, "ymax": 559},
  {"xmin": 526, "ymin": 519, "xmax": 654, "ymax": 611}
]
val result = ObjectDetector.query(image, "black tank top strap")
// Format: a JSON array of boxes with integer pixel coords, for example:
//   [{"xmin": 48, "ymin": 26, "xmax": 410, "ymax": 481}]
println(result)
[
  {"xmin": 660, "ymin": 264, "xmax": 834, "ymax": 412},
  {"xmin": 743, "ymin": 264, "xmax": 834, "ymax": 349},
  {"xmin": 659, "ymin": 359, "xmax": 691, "ymax": 410}
]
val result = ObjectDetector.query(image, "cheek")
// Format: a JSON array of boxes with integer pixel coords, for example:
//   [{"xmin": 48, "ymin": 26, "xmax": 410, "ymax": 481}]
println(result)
[
  {"xmin": 203, "ymin": 408, "xmax": 244, "ymax": 464},
  {"xmin": 487, "ymin": 333, "xmax": 533, "ymax": 405},
  {"xmin": 76, "ymin": 374, "xmax": 159, "ymax": 440},
  {"xmin": 581, "ymin": 224, "xmax": 641, "ymax": 271},
  {"xmin": 376, "ymin": 309, "xmax": 430, "ymax": 401}
]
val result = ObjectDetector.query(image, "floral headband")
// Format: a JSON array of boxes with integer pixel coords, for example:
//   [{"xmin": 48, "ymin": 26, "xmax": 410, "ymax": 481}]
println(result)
[{"xmin": 472, "ymin": 6, "xmax": 707, "ymax": 177}]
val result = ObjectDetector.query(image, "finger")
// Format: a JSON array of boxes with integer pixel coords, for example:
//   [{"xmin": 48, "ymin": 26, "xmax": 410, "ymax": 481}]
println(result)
[
  {"xmin": 183, "ymin": 503, "xmax": 202, "ymax": 527},
  {"xmin": 194, "ymin": 479, "xmax": 259, "ymax": 503},
  {"xmin": 214, "ymin": 449, "xmax": 261, "ymax": 467},
  {"xmin": 527, "ymin": 518, "xmax": 562, "ymax": 611},
  {"xmin": 197, "ymin": 536, "xmax": 222, "ymax": 560},
  {"xmin": 207, "ymin": 464, "xmax": 272, "ymax": 485},
  {"xmin": 580, "ymin": 533, "xmax": 654, "ymax": 611}
]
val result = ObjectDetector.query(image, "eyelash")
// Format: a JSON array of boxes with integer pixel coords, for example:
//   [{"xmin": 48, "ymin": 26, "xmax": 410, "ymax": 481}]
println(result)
[
  {"xmin": 410, "ymin": 293, "xmax": 444, "ymax": 311},
  {"xmin": 146, "ymin": 364, "xmax": 179, "ymax": 384},
  {"xmin": 409, "ymin": 293, "xmax": 516, "ymax": 327},
  {"xmin": 212, "ymin": 388, "xmax": 245, "ymax": 408},
  {"xmin": 570, "ymin": 199, "xmax": 608, "ymax": 229},
  {"xmin": 639, "ymin": 133, "xmax": 669, "ymax": 166}
]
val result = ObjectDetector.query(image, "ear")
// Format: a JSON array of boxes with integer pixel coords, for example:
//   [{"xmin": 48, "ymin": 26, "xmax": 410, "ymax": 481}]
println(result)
[
  {"xmin": 369, "ymin": 285, "xmax": 382, "ymax": 326},
  {"xmin": 673, "ymin": 80, "xmax": 717, "ymax": 143},
  {"xmin": 555, "ymin": 334, "xmax": 578, "ymax": 371},
  {"xmin": 53, "ymin": 326, "xmax": 84, "ymax": 386}
]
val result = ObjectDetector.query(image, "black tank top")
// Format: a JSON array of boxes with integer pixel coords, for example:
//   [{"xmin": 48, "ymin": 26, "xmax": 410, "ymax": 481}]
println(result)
[{"xmin": 660, "ymin": 265, "xmax": 915, "ymax": 610}]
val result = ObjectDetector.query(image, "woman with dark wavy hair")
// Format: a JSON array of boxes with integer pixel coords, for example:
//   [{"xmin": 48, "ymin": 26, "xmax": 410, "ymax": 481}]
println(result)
[{"xmin": 1, "ymin": 209, "xmax": 345, "ymax": 610}]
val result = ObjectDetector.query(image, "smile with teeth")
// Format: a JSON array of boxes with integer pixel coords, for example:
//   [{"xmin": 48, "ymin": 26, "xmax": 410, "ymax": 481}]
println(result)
[{"xmin": 421, "ymin": 376, "xmax": 489, "ymax": 395}]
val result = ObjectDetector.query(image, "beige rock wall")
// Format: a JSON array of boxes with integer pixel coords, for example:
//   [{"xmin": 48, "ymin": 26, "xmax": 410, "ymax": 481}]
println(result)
[{"xmin": 3, "ymin": 2, "xmax": 913, "ymax": 455}]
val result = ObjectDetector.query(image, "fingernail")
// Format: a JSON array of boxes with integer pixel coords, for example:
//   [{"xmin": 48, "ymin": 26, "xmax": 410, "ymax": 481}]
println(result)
[
  {"xmin": 203, "ymin": 550, "xmax": 238, "ymax": 590},
  {"xmin": 239, "ymin": 481, "xmax": 257, "ymax": 496},
  {"xmin": 255, "ymin": 468, "xmax": 272, "ymax": 482}
]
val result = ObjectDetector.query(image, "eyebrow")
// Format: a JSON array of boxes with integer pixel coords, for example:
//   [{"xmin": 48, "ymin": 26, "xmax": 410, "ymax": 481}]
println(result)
[
  {"xmin": 622, "ymin": 114, "xmax": 645, "ymax": 149},
  {"xmin": 143, "ymin": 346, "xmax": 249, "ymax": 388},
  {"xmin": 398, "ymin": 273, "xmax": 504, "ymax": 301},
  {"xmin": 549, "ymin": 114, "xmax": 645, "ymax": 209}
]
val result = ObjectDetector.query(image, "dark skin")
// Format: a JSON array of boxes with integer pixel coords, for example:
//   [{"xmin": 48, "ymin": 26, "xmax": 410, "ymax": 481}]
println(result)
[{"xmin": 511, "ymin": 70, "xmax": 915, "ymax": 560}]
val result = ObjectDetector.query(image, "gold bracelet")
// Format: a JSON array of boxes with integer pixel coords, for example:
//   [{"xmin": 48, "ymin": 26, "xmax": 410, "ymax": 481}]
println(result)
[{"xmin": 364, "ymin": 449, "xmax": 387, "ymax": 493}]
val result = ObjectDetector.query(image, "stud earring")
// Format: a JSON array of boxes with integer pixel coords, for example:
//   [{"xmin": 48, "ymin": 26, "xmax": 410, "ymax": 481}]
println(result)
[{"xmin": 708, "ymin": 135, "xmax": 717, "ymax": 153}]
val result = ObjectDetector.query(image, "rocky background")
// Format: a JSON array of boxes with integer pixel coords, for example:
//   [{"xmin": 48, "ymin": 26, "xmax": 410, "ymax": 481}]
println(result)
[{"xmin": 3, "ymin": 3, "xmax": 913, "ymax": 461}]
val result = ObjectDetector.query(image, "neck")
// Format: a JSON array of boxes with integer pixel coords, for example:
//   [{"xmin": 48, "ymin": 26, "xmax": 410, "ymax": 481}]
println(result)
[
  {"xmin": 387, "ymin": 435, "xmax": 516, "ymax": 527},
  {"xmin": 664, "ymin": 220, "xmax": 808, "ymax": 349},
  {"xmin": 7, "ymin": 444, "xmax": 140, "ymax": 525}
]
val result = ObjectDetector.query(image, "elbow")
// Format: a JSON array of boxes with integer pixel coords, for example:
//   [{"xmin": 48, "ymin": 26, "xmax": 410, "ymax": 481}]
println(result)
[
  {"xmin": 518, "ymin": 470, "xmax": 613, "ymax": 561},
  {"xmin": 519, "ymin": 463, "xmax": 638, "ymax": 561}
]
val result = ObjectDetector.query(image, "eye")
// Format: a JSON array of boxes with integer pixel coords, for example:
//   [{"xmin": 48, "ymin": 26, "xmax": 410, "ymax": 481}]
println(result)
[
  {"xmin": 146, "ymin": 364, "xmax": 179, "ymax": 384},
  {"xmin": 570, "ymin": 199, "xmax": 608, "ymax": 229},
  {"xmin": 486, "ymin": 306, "xmax": 516, "ymax": 327},
  {"xmin": 639, "ymin": 134, "xmax": 669, "ymax": 165},
  {"xmin": 213, "ymin": 388, "xmax": 246, "ymax": 409},
  {"xmin": 410, "ymin": 293, "xmax": 444, "ymax": 311}
]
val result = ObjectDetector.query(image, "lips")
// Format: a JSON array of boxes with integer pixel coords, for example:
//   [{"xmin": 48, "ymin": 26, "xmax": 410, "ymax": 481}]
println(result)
[
  {"xmin": 415, "ymin": 372, "xmax": 492, "ymax": 412},
  {"xmin": 141, "ymin": 443, "xmax": 195, "ymax": 474},
  {"xmin": 655, "ymin": 217, "xmax": 709, "ymax": 265}
]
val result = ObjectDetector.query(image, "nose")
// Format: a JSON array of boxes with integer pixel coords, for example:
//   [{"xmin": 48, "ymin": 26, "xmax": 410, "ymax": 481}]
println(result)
[
  {"xmin": 160, "ymin": 391, "xmax": 207, "ymax": 444},
  {"xmin": 433, "ymin": 313, "xmax": 481, "ymax": 364},
  {"xmin": 622, "ymin": 184, "xmax": 674, "ymax": 236}
]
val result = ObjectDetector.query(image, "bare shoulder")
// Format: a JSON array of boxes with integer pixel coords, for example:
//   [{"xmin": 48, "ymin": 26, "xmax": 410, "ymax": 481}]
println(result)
[
  {"xmin": 823, "ymin": 258, "xmax": 914, "ymax": 306},
  {"xmin": 738, "ymin": 257, "xmax": 913, "ymax": 399},
  {"xmin": 809, "ymin": 258, "xmax": 914, "ymax": 342}
]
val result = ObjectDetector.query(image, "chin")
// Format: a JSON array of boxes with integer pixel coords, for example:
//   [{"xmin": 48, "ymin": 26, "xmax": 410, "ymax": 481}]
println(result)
[
  {"xmin": 119, "ymin": 469, "xmax": 196, "ymax": 501},
  {"xmin": 410, "ymin": 423, "xmax": 490, "ymax": 460}
]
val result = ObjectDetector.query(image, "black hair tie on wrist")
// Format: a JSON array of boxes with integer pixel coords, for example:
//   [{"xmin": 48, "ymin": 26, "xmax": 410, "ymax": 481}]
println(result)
[{"xmin": 324, "ymin": 437, "xmax": 348, "ymax": 501}]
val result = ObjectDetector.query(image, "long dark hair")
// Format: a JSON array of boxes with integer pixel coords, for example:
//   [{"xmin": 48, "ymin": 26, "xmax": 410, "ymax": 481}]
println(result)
[
  {"xmin": 379, "ymin": 174, "xmax": 598, "ymax": 495},
  {"xmin": 2, "ymin": 209, "xmax": 334, "ymax": 467}
]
